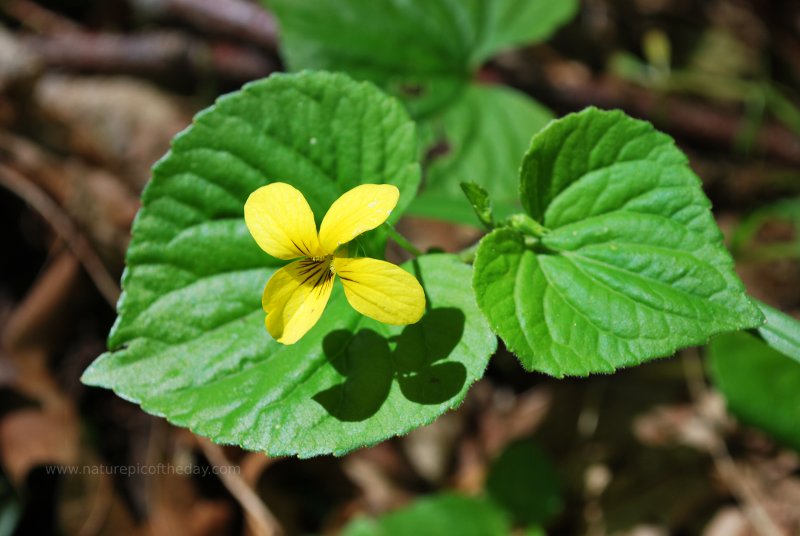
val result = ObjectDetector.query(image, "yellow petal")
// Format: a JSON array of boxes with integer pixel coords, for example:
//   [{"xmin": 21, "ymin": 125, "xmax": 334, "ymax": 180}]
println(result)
[
  {"xmin": 262, "ymin": 259, "xmax": 335, "ymax": 344},
  {"xmin": 332, "ymin": 257, "xmax": 425, "ymax": 325},
  {"xmin": 318, "ymin": 184, "xmax": 399, "ymax": 254},
  {"xmin": 244, "ymin": 183, "xmax": 322, "ymax": 260}
]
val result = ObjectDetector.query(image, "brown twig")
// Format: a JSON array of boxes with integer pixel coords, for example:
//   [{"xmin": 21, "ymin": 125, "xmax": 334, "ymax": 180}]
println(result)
[
  {"xmin": 498, "ymin": 58, "xmax": 800, "ymax": 167},
  {"xmin": 129, "ymin": 0, "xmax": 279, "ymax": 50},
  {"xmin": 197, "ymin": 439, "xmax": 283, "ymax": 536},
  {"xmin": 21, "ymin": 31, "xmax": 276, "ymax": 82},
  {"xmin": 0, "ymin": 164, "xmax": 120, "ymax": 306},
  {"xmin": 240, "ymin": 452, "xmax": 276, "ymax": 488},
  {"xmin": 76, "ymin": 472, "xmax": 113, "ymax": 536},
  {"xmin": 2, "ymin": 0, "xmax": 83, "ymax": 34}
]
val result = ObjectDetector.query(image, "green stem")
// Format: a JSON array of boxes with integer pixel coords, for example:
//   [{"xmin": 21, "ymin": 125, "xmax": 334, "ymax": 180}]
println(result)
[
  {"xmin": 384, "ymin": 224, "xmax": 424, "ymax": 257},
  {"xmin": 507, "ymin": 213, "xmax": 549, "ymax": 238}
]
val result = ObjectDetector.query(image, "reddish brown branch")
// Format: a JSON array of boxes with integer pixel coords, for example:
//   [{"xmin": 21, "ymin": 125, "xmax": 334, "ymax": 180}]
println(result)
[
  {"xmin": 130, "ymin": 0, "xmax": 279, "ymax": 50},
  {"xmin": 2, "ymin": 0, "xmax": 83, "ymax": 34},
  {"xmin": 500, "ymin": 60, "xmax": 800, "ymax": 167},
  {"xmin": 556, "ymin": 78, "xmax": 800, "ymax": 166},
  {"xmin": 22, "ymin": 30, "xmax": 276, "ymax": 82}
]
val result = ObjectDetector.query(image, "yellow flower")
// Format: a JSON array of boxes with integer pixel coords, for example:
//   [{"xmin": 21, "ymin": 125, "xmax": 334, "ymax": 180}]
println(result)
[{"xmin": 244, "ymin": 182, "xmax": 426, "ymax": 344}]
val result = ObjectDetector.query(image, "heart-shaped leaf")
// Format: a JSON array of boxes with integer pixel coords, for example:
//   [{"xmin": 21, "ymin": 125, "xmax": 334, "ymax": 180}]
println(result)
[
  {"xmin": 473, "ymin": 108, "xmax": 763, "ymax": 376},
  {"xmin": 81, "ymin": 72, "xmax": 496, "ymax": 456},
  {"xmin": 267, "ymin": 0, "xmax": 577, "ymax": 119},
  {"xmin": 267, "ymin": 0, "xmax": 573, "ymax": 225}
]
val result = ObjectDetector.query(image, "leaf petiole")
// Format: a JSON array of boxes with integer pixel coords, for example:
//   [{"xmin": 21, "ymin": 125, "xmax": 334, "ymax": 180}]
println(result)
[
  {"xmin": 384, "ymin": 223, "xmax": 424, "ymax": 257},
  {"xmin": 506, "ymin": 213, "xmax": 549, "ymax": 238}
]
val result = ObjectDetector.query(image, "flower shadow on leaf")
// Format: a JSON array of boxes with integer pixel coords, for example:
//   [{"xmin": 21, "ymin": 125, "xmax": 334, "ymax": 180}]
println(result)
[{"xmin": 313, "ymin": 308, "xmax": 467, "ymax": 422}]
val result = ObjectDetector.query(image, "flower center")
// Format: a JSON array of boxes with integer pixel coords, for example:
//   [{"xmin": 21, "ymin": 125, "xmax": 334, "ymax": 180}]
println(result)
[{"xmin": 309, "ymin": 255, "xmax": 335, "ymax": 274}]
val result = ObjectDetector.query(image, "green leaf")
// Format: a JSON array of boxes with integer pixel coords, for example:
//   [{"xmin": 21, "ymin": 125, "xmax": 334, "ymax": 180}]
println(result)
[
  {"xmin": 81, "ymin": 71, "xmax": 497, "ymax": 456},
  {"xmin": 267, "ymin": 0, "xmax": 575, "ymax": 118},
  {"xmin": 85, "ymin": 252, "xmax": 495, "ymax": 457},
  {"xmin": 486, "ymin": 439, "xmax": 562, "ymax": 526},
  {"xmin": 754, "ymin": 300, "xmax": 800, "ymax": 364},
  {"xmin": 341, "ymin": 494, "xmax": 510, "ymax": 536},
  {"xmin": 267, "ymin": 2, "xmax": 568, "ymax": 224},
  {"xmin": 460, "ymin": 182, "xmax": 494, "ymax": 229},
  {"xmin": 470, "ymin": 0, "xmax": 579, "ymax": 62},
  {"xmin": 709, "ymin": 331, "xmax": 800, "ymax": 451},
  {"xmin": 267, "ymin": 0, "xmax": 470, "ymax": 118},
  {"xmin": 474, "ymin": 108, "xmax": 763, "ymax": 376},
  {"xmin": 416, "ymin": 85, "xmax": 553, "ymax": 223},
  {"xmin": 524, "ymin": 527, "xmax": 547, "ymax": 536}
]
